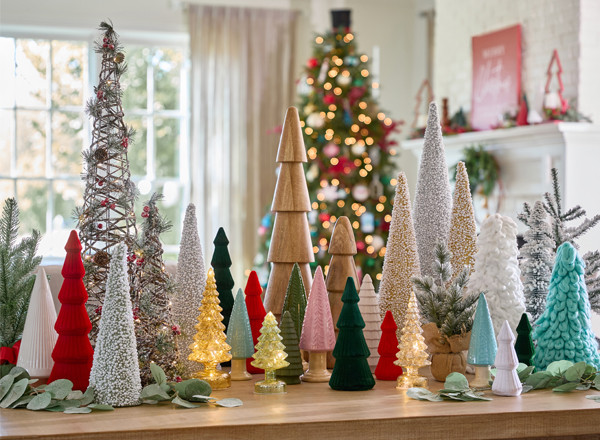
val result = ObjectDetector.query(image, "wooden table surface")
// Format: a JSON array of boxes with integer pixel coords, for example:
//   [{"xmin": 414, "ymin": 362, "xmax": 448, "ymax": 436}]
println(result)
[{"xmin": 2, "ymin": 371, "xmax": 600, "ymax": 440}]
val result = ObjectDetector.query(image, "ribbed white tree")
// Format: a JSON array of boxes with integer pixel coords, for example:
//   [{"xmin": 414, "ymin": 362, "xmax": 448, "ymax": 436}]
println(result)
[
  {"xmin": 89, "ymin": 243, "xmax": 142, "ymax": 407},
  {"xmin": 357, "ymin": 274, "xmax": 381, "ymax": 372},
  {"xmin": 468, "ymin": 214, "xmax": 525, "ymax": 335},
  {"xmin": 413, "ymin": 102, "xmax": 452, "ymax": 277},
  {"xmin": 172, "ymin": 203, "xmax": 206, "ymax": 377},
  {"xmin": 492, "ymin": 320, "xmax": 522, "ymax": 397}
]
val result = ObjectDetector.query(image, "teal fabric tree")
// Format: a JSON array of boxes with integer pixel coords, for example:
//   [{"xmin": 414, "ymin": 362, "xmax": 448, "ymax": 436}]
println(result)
[
  {"xmin": 329, "ymin": 277, "xmax": 375, "ymax": 391},
  {"xmin": 515, "ymin": 313, "xmax": 535, "ymax": 366},
  {"xmin": 467, "ymin": 293, "xmax": 497, "ymax": 387},
  {"xmin": 226, "ymin": 289, "xmax": 254, "ymax": 380},
  {"xmin": 276, "ymin": 311, "xmax": 303, "ymax": 385},
  {"xmin": 533, "ymin": 242, "xmax": 600, "ymax": 370},
  {"xmin": 282, "ymin": 263, "xmax": 307, "ymax": 341}
]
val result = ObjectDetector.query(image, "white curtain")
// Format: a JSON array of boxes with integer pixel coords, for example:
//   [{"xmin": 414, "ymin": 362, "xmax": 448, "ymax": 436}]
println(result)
[{"xmin": 188, "ymin": 5, "xmax": 298, "ymax": 284}]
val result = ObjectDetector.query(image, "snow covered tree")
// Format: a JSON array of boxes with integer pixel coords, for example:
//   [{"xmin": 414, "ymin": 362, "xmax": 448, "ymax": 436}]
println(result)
[
  {"xmin": 468, "ymin": 214, "xmax": 525, "ymax": 335},
  {"xmin": 226, "ymin": 289, "xmax": 254, "ymax": 381},
  {"xmin": 276, "ymin": 311, "xmax": 303, "ymax": 385},
  {"xmin": 172, "ymin": 203, "xmax": 206, "ymax": 378},
  {"xmin": 357, "ymin": 274, "xmax": 381, "ymax": 371},
  {"xmin": 89, "ymin": 243, "xmax": 141, "ymax": 407},
  {"xmin": 467, "ymin": 293, "xmax": 497, "ymax": 387},
  {"xmin": 413, "ymin": 102, "xmax": 452, "ymax": 277},
  {"xmin": 519, "ymin": 201, "xmax": 553, "ymax": 322},
  {"xmin": 378, "ymin": 172, "xmax": 421, "ymax": 334},
  {"xmin": 448, "ymin": 161, "xmax": 477, "ymax": 274},
  {"xmin": 492, "ymin": 320, "xmax": 522, "ymax": 397}
]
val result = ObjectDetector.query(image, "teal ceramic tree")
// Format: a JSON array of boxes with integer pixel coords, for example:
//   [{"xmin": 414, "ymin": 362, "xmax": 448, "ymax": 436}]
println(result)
[
  {"xmin": 515, "ymin": 313, "xmax": 534, "ymax": 366},
  {"xmin": 467, "ymin": 293, "xmax": 497, "ymax": 387},
  {"xmin": 329, "ymin": 277, "xmax": 375, "ymax": 391},
  {"xmin": 533, "ymin": 242, "xmax": 600, "ymax": 370},
  {"xmin": 226, "ymin": 289, "xmax": 254, "ymax": 380},
  {"xmin": 276, "ymin": 311, "xmax": 303, "ymax": 385},
  {"xmin": 282, "ymin": 263, "xmax": 307, "ymax": 344}
]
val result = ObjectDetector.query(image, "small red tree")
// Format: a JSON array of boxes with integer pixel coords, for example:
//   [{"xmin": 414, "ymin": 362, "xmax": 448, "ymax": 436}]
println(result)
[
  {"xmin": 48, "ymin": 230, "xmax": 94, "ymax": 391},
  {"xmin": 374, "ymin": 311, "xmax": 403, "ymax": 381},
  {"xmin": 245, "ymin": 271, "xmax": 266, "ymax": 374}
]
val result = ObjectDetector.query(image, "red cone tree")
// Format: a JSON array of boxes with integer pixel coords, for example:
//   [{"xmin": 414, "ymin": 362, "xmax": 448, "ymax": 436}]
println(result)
[
  {"xmin": 374, "ymin": 311, "xmax": 403, "ymax": 381},
  {"xmin": 245, "ymin": 271, "xmax": 266, "ymax": 374},
  {"xmin": 48, "ymin": 231, "xmax": 94, "ymax": 391}
]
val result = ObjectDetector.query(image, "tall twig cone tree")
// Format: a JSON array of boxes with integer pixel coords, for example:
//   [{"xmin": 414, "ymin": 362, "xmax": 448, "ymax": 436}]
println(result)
[
  {"xmin": 244, "ymin": 271, "xmax": 266, "ymax": 374},
  {"xmin": 264, "ymin": 107, "xmax": 314, "ymax": 320},
  {"xmin": 358, "ymin": 274, "xmax": 381, "ymax": 372},
  {"xmin": 448, "ymin": 161, "xmax": 477, "ymax": 274}
]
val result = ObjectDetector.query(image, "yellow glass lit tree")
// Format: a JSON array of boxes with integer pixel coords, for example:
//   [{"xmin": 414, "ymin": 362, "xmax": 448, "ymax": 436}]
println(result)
[
  {"xmin": 188, "ymin": 268, "xmax": 232, "ymax": 390},
  {"xmin": 251, "ymin": 312, "xmax": 289, "ymax": 394},
  {"xmin": 395, "ymin": 291, "xmax": 430, "ymax": 389}
]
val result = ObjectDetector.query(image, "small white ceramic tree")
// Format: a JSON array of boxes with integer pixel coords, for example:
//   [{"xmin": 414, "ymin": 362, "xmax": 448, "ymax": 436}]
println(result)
[{"xmin": 492, "ymin": 320, "xmax": 522, "ymax": 397}]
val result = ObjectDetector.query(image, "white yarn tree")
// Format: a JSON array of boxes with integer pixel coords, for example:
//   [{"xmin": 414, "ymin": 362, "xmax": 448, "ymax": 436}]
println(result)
[
  {"xmin": 519, "ymin": 201, "xmax": 554, "ymax": 322},
  {"xmin": 357, "ymin": 274, "xmax": 381, "ymax": 372},
  {"xmin": 89, "ymin": 243, "xmax": 142, "ymax": 407},
  {"xmin": 468, "ymin": 214, "xmax": 525, "ymax": 335},
  {"xmin": 172, "ymin": 203, "xmax": 206, "ymax": 377},
  {"xmin": 413, "ymin": 102, "xmax": 452, "ymax": 277}
]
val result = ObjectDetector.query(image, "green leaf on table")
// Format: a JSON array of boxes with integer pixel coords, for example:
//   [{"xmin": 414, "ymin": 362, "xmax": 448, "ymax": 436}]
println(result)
[
  {"xmin": 585, "ymin": 394, "xmax": 600, "ymax": 402},
  {"xmin": 0, "ymin": 374, "xmax": 15, "ymax": 401},
  {"xmin": 26, "ymin": 392, "xmax": 53, "ymax": 410},
  {"xmin": 214, "ymin": 398, "xmax": 243, "ymax": 408},
  {"xmin": 547, "ymin": 360, "xmax": 574, "ymax": 376},
  {"xmin": 521, "ymin": 385, "xmax": 533, "ymax": 393},
  {"xmin": 516, "ymin": 363, "xmax": 528, "ymax": 373},
  {"xmin": 7, "ymin": 366, "xmax": 30, "ymax": 381},
  {"xmin": 9, "ymin": 394, "xmax": 34, "ymax": 408},
  {"xmin": 150, "ymin": 363, "xmax": 167, "ymax": 386},
  {"xmin": 140, "ymin": 384, "xmax": 171, "ymax": 401},
  {"xmin": 593, "ymin": 375, "xmax": 600, "ymax": 391},
  {"xmin": 172, "ymin": 396, "xmax": 199, "ymax": 408},
  {"xmin": 87, "ymin": 403, "xmax": 114, "ymax": 411},
  {"xmin": 183, "ymin": 380, "xmax": 212, "ymax": 401},
  {"xmin": 63, "ymin": 406, "xmax": 92, "ymax": 414},
  {"xmin": 190, "ymin": 395, "xmax": 215, "ymax": 403},
  {"xmin": 159, "ymin": 383, "xmax": 171, "ymax": 393},
  {"xmin": 0, "ymin": 363, "xmax": 15, "ymax": 379},
  {"xmin": 45, "ymin": 379, "xmax": 73, "ymax": 400},
  {"xmin": 407, "ymin": 388, "xmax": 443, "ymax": 401},
  {"xmin": 525, "ymin": 371, "xmax": 554, "ymax": 389},
  {"xmin": 67, "ymin": 390, "xmax": 84, "ymax": 400},
  {"xmin": 443, "ymin": 373, "xmax": 470, "ymax": 391},
  {"xmin": 576, "ymin": 383, "xmax": 592, "ymax": 391},
  {"xmin": 553, "ymin": 382, "xmax": 579, "ymax": 392},
  {"xmin": 0, "ymin": 378, "xmax": 29, "ymax": 408},
  {"xmin": 461, "ymin": 390, "xmax": 492, "ymax": 401},
  {"xmin": 79, "ymin": 387, "xmax": 95, "ymax": 406},
  {"xmin": 565, "ymin": 362, "xmax": 587, "ymax": 382},
  {"xmin": 518, "ymin": 366, "xmax": 535, "ymax": 381},
  {"xmin": 142, "ymin": 399, "xmax": 159, "ymax": 405}
]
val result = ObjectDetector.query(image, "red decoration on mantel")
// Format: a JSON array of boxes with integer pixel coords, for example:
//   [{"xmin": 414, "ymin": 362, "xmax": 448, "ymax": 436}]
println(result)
[
  {"xmin": 374, "ymin": 311, "xmax": 403, "ymax": 380},
  {"xmin": 411, "ymin": 79, "xmax": 434, "ymax": 130},
  {"xmin": 245, "ymin": 271, "xmax": 266, "ymax": 374},
  {"xmin": 543, "ymin": 49, "xmax": 568, "ymax": 113}
]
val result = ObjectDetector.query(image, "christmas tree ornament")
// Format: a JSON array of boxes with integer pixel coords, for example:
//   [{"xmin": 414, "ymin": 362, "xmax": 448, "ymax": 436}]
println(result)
[
  {"xmin": 543, "ymin": 50, "xmax": 568, "ymax": 114},
  {"xmin": 264, "ymin": 107, "xmax": 314, "ymax": 321},
  {"xmin": 413, "ymin": 102, "xmax": 452, "ymax": 277},
  {"xmin": 329, "ymin": 278, "xmax": 375, "ymax": 391},
  {"xmin": 226, "ymin": 289, "xmax": 254, "ymax": 381},
  {"xmin": 245, "ymin": 271, "xmax": 266, "ymax": 374},
  {"xmin": 188, "ymin": 269, "xmax": 232, "ymax": 390},
  {"xmin": 300, "ymin": 266, "xmax": 336, "ymax": 382},
  {"xmin": 379, "ymin": 172, "xmax": 421, "ymax": 335},
  {"xmin": 357, "ymin": 274, "xmax": 381, "ymax": 372},
  {"xmin": 323, "ymin": 142, "xmax": 340, "ymax": 158},
  {"xmin": 16, "ymin": 267, "xmax": 57, "ymax": 378},
  {"xmin": 251, "ymin": 312, "xmax": 289, "ymax": 394},
  {"xmin": 276, "ymin": 311, "xmax": 303, "ymax": 385},
  {"xmin": 306, "ymin": 112, "xmax": 325, "ymax": 128},
  {"xmin": 89, "ymin": 243, "xmax": 142, "ymax": 407},
  {"xmin": 532, "ymin": 242, "xmax": 600, "ymax": 370},
  {"xmin": 448, "ymin": 161, "xmax": 477, "ymax": 274},
  {"xmin": 492, "ymin": 320, "xmax": 522, "ymax": 397},
  {"xmin": 173, "ymin": 203, "xmax": 206, "ymax": 378},
  {"xmin": 395, "ymin": 291, "xmax": 430, "ymax": 389},
  {"xmin": 48, "ymin": 231, "xmax": 94, "ymax": 391},
  {"xmin": 211, "ymin": 227, "xmax": 235, "ymax": 337},
  {"xmin": 515, "ymin": 313, "xmax": 534, "ymax": 366},
  {"xmin": 467, "ymin": 293, "xmax": 497, "ymax": 388},
  {"xmin": 351, "ymin": 184, "xmax": 370, "ymax": 202},
  {"xmin": 360, "ymin": 212, "xmax": 375, "ymax": 233},
  {"xmin": 374, "ymin": 311, "xmax": 403, "ymax": 380}
]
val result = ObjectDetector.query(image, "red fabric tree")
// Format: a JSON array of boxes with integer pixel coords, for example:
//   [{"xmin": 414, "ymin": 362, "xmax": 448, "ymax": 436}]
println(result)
[
  {"xmin": 47, "ymin": 231, "xmax": 94, "ymax": 391},
  {"xmin": 245, "ymin": 271, "xmax": 266, "ymax": 374},
  {"xmin": 374, "ymin": 311, "xmax": 403, "ymax": 380}
]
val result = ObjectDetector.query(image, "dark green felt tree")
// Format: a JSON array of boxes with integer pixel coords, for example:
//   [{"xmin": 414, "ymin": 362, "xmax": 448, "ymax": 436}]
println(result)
[
  {"xmin": 276, "ymin": 311, "xmax": 303, "ymax": 385},
  {"xmin": 329, "ymin": 277, "xmax": 375, "ymax": 391},
  {"xmin": 282, "ymin": 263, "xmax": 307, "ymax": 340},
  {"xmin": 515, "ymin": 313, "xmax": 535, "ymax": 366}
]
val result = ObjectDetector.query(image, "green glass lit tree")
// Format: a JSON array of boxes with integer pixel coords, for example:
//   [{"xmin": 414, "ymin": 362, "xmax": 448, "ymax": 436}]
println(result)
[
  {"xmin": 276, "ymin": 311, "xmax": 303, "ymax": 385},
  {"xmin": 515, "ymin": 313, "xmax": 535, "ymax": 366}
]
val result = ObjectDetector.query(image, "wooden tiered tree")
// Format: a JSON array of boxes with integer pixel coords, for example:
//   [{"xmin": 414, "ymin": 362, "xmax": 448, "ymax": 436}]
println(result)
[
  {"xmin": 358, "ymin": 274, "xmax": 381, "ymax": 372},
  {"xmin": 245, "ymin": 271, "xmax": 266, "ymax": 374},
  {"xmin": 326, "ymin": 216, "xmax": 358, "ymax": 368},
  {"xmin": 264, "ymin": 107, "xmax": 314, "ymax": 320}
]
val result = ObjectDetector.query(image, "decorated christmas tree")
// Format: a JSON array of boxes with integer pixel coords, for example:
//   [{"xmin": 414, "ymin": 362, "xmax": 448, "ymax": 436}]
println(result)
[
  {"xmin": 532, "ymin": 242, "xmax": 600, "ymax": 370},
  {"xmin": 89, "ymin": 243, "xmax": 141, "ymax": 407},
  {"xmin": 276, "ymin": 311, "xmax": 303, "ymax": 385},
  {"xmin": 211, "ymin": 228, "xmax": 235, "ymax": 334},
  {"xmin": 378, "ymin": 172, "xmax": 421, "ymax": 334},
  {"xmin": 374, "ymin": 311, "xmax": 403, "ymax": 381},
  {"xmin": 357, "ymin": 274, "xmax": 381, "ymax": 371},
  {"xmin": 188, "ymin": 268, "xmax": 232, "ymax": 390},
  {"xmin": 329, "ymin": 277, "xmax": 375, "ymax": 391},
  {"xmin": 413, "ymin": 102, "xmax": 452, "ymax": 277},
  {"xmin": 173, "ymin": 203, "xmax": 206, "ymax": 378},
  {"xmin": 48, "ymin": 231, "xmax": 94, "ymax": 391},
  {"xmin": 515, "ymin": 313, "xmax": 535, "ymax": 366},
  {"xmin": 226, "ymin": 289, "xmax": 254, "ymax": 380},
  {"xmin": 252, "ymin": 312, "xmax": 289, "ymax": 394},
  {"xmin": 467, "ymin": 293, "xmax": 497, "ymax": 387},
  {"xmin": 448, "ymin": 161, "xmax": 477, "ymax": 274},
  {"xmin": 244, "ymin": 271, "xmax": 266, "ymax": 374},
  {"xmin": 133, "ymin": 193, "xmax": 178, "ymax": 384},
  {"xmin": 282, "ymin": 263, "xmax": 307, "ymax": 344},
  {"xmin": 76, "ymin": 22, "xmax": 138, "ymax": 341},
  {"xmin": 492, "ymin": 321, "xmax": 522, "ymax": 397}
]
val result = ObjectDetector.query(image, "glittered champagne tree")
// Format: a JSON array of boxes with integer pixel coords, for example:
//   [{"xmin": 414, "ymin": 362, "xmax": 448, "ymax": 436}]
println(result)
[
  {"xmin": 358, "ymin": 274, "xmax": 381, "ymax": 372},
  {"xmin": 188, "ymin": 269, "xmax": 232, "ymax": 390},
  {"xmin": 448, "ymin": 161, "xmax": 477, "ymax": 274},
  {"xmin": 264, "ymin": 107, "xmax": 314, "ymax": 320},
  {"xmin": 245, "ymin": 271, "xmax": 266, "ymax": 374},
  {"xmin": 467, "ymin": 293, "xmax": 497, "ymax": 387},
  {"xmin": 76, "ymin": 22, "xmax": 137, "ymax": 340},
  {"xmin": 379, "ymin": 172, "xmax": 421, "ymax": 334},
  {"xmin": 276, "ymin": 311, "xmax": 303, "ymax": 385},
  {"xmin": 226, "ymin": 289, "xmax": 254, "ymax": 380},
  {"xmin": 515, "ymin": 313, "xmax": 535, "ymax": 366},
  {"xmin": 252, "ymin": 312, "xmax": 289, "ymax": 394},
  {"xmin": 374, "ymin": 311, "xmax": 403, "ymax": 381}
]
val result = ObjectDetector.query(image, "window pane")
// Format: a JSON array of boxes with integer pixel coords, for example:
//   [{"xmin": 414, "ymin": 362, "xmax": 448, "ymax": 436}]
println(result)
[
  {"xmin": 155, "ymin": 117, "xmax": 179, "ymax": 178},
  {"xmin": 53, "ymin": 180, "xmax": 83, "ymax": 230},
  {"xmin": 16, "ymin": 110, "xmax": 46, "ymax": 176},
  {"xmin": 0, "ymin": 180, "xmax": 15, "ymax": 201},
  {"xmin": 121, "ymin": 47, "xmax": 148, "ymax": 110},
  {"xmin": 16, "ymin": 39, "xmax": 49, "ymax": 107},
  {"xmin": 52, "ymin": 111, "xmax": 84, "ymax": 175},
  {"xmin": 153, "ymin": 48, "xmax": 182, "ymax": 111},
  {"xmin": 17, "ymin": 180, "xmax": 47, "ymax": 233},
  {"xmin": 157, "ymin": 181, "xmax": 182, "ymax": 245},
  {"xmin": 0, "ymin": 38, "xmax": 16, "ymax": 108},
  {"xmin": 125, "ymin": 117, "xmax": 147, "ymax": 176},
  {"xmin": 52, "ymin": 41, "xmax": 87, "ymax": 107},
  {"xmin": 0, "ymin": 110, "xmax": 13, "ymax": 175}
]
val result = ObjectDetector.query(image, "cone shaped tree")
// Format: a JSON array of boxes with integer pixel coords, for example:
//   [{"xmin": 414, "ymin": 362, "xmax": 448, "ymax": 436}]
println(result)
[
  {"xmin": 329, "ymin": 277, "xmax": 375, "ymax": 391},
  {"xmin": 374, "ymin": 311, "xmax": 403, "ymax": 381},
  {"xmin": 358, "ymin": 274, "xmax": 381, "ymax": 372},
  {"xmin": 515, "ymin": 313, "xmax": 535, "ymax": 366},
  {"xmin": 413, "ymin": 102, "xmax": 452, "ymax": 277},
  {"xmin": 448, "ymin": 161, "xmax": 477, "ymax": 274},
  {"xmin": 467, "ymin": 293, "xmax": 497, "ymax": 387},
  {"xmin": 173, "ymin": 203, "xmax": 206, "ymax": 378},
  {"xmin": 379, "ymin": 172, "xmax": 421, "ymax": 334},
  {"xmin": 226, "ymin": 289, "xmax": 254, "ymax": 380},
  {"xmin": 211, "ymin": 227, "xmax": 235, "ymax": 334},
  {"xmin": 276, "ymin": 311, "xmax": 303, "ymax": 385},
  {"xmin": 16, "ymin": 267, "xmax": 57, "ymax": 378},
  {"xmin": 252, "ymin": 312, "xmax": 289, "ymax": 394},
  {"xmin": 492, "ymin": 321, "xmax": 522, "ymax": 397},
  {"xmin": 89, "ymin": 243, "xmax": 141, "ymax": 407},
  {"xmin": 264, "ymin": 107, "xmax": 314, "ymax": 320},
  {"xmin": 48, "ymin": 231, "xmax": 94, "ymax": 391},
  {"xmin": 282, "ymin": 263, "xmax": 307, "ymax": 342},
  {"xmin": 533, "ymin": 242, "xmax": 600, "ymax": 370},
  {"xmin": 244, "ymin": 271, "xmax": 266, "ymax": 374},
  {"xmin": 300, "ymin": 266, "xmax": 336, "ymax": 382}
]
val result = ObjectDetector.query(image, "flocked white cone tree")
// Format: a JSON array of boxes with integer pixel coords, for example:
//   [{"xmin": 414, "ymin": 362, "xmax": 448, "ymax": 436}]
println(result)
[
  {"xmin": 172, "ymin": 203, "xmax": 206, "ymax": 377},
  {"xmin": 89, "ymin": 243, "xmax": 142, "ymax": 407},
  {"xmin": 468, "ymin": 214, "xmax": 525, "ymax": 335},
  {"xmin": 357, "ymin": 274, "xmax": 381, "ymax": 372}
]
